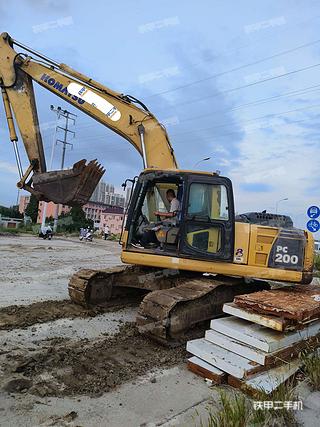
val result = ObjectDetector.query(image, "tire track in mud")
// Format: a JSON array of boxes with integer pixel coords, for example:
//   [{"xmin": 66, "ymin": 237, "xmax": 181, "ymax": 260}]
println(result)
[{"xmin": 0, "ymin": 297, "xmax": 142, "ymax": 331}]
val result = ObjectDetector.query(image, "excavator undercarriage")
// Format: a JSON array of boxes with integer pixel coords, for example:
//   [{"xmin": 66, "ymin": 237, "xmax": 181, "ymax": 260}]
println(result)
[{"xmin": 68, "ymin": 266, "xmax": 269, "ymax": 344}]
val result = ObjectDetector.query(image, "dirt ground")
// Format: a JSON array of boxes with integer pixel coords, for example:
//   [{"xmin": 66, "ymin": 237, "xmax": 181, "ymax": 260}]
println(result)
[
  {"xmin": 1, "ymin": 235, "xmax": 318, "ymax": 427},
  {"xmin": 0, "ymin": 235, "xmax": 214, "ymax": 427}
]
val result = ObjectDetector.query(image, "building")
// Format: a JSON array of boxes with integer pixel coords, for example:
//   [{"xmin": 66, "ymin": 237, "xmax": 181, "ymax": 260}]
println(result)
[
  {"xmin": 104, "ymin": 192, "xmax": 125, "ymax": 208},
  {"xmin": 82, "ymin": 201, "xmax": 110, "ymax": 228},
  {"xmin": 19, "ymin": 194, "xmax": 70, "ymax": 224},
  {"xmin": 100, "ymin": 206, "xmax": 124, "ymax": 235},
  {"xmin": 0, "ymin": 214, "xmax": 23, "ymax": 229},
  {"xmin": 315, "ymin": 240, "xmax": 320, "ymax": 253},
  {"xmin": 18, "ymin": 195, "xmax": 30, "ymax": 214},
  {"xmin": 91, "ymin": 181, "xmax": 114, "ymax": 204},
  {"xmin": 90, "ymin": 179, "xmax": 125, "ymax": 208},
  {"xmin": 37, "ymin": 201, "xmax": 70, "ymax": 223}
]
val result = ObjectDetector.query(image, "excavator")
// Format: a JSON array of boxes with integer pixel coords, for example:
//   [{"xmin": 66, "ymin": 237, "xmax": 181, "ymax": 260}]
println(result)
[{"xmin": 0, "ymin": 32, "xmax": 314, "ymax": 343}]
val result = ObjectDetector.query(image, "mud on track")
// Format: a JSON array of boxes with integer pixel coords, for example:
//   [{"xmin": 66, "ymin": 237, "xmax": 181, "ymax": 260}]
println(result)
[
  {"xmin": 3, "ymin": 323, "xmax": 186, "ymax": 397},
  {"xmin": 0, "ymin": 298, "xmax": 142, "ymax": 331}
]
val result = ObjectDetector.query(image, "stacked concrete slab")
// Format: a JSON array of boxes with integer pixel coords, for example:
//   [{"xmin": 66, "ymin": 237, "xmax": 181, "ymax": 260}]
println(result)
[{"xmin": 187, "ymin": 285, "xmax": 320, "ymax": 394}]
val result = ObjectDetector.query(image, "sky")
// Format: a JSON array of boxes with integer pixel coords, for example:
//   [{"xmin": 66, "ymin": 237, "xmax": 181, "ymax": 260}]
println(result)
[{"xmin": 0, "ymin": 0, "xmax": 319, "ymax": 237}]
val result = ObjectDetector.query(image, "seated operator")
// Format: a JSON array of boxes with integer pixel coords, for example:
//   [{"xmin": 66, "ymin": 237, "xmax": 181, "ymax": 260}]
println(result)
[
  {"xmin": 136, "ymin": 189, "xmax": 180, "ymax": 248},
  {"xmin": 154, "ymin": 189, "xmax": 180, "ymax": 224}
]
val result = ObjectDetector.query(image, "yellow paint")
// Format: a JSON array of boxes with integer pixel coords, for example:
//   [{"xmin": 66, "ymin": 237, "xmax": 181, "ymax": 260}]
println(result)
[{"xmin": 121, "ymin": 250, "xmax": 303, "ymax": 283}]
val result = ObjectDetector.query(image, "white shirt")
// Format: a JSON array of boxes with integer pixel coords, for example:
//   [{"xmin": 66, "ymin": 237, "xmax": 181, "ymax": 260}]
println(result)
[
  {"xmin": 170, "ymin": 197, "xmax": 180, "ymax": 214},
  {"xmin": 104, "ymin": 225, "xmax": 110, "ymax": 233}
]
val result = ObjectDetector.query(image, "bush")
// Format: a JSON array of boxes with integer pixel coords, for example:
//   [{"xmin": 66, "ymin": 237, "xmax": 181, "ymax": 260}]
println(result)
[
  {"xmin": 315, "ymin": 254, "xmax": 320, "ymax": 272},
  {"xmin": 301, "ymin": 351, "xmax": 320, "ymax": 391}
]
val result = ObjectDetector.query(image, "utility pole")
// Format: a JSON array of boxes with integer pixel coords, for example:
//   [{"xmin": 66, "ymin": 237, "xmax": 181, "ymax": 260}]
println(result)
[{"xmin": 50, "ymin": 106, "xmax": 77, "ymax": 232}]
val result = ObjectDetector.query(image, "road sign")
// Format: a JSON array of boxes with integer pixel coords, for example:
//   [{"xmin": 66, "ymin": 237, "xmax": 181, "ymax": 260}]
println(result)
[
  {"xmin": 306, "ymin": 219, "xmax": 320, "ymax": 233},
  {"xmin": 307, "ymin": 206, "xmax": 320, "ymax": 219}
]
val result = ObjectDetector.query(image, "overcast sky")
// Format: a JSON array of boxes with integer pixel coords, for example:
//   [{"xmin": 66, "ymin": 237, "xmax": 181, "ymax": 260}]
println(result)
[{"xmin": 0, "ymin": 0, "xmax": 319, "ymax": 236}]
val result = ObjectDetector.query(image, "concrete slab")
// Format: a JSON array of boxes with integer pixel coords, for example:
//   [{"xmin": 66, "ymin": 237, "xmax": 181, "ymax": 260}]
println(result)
[
  {"xmin": 205, "ymin": 329, "xmax": 268, "ymax": 365},
  {"xmin": 228, "ymin": 359, "xmax": 300, "ymax": 394},
  {"xmin": 187, "ymin": 338, "xmax": 262, "ymax": 378},
  {"xmin": 223, "ymin": 302, "xmax": 288, "ymax": 331},
  {"xmin": 210, "ymin": 316, "xmax": 320, "ymax": 352},
  {"xmin": 187, "ymin": 356, "xmax": 226, "ymax": 383}
]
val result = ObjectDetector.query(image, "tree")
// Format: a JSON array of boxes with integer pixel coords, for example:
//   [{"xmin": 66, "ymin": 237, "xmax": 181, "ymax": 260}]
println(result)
[
  {"xmin": 70, "ymin": 205, "xmax": 93, "ymax": 230},
  {"xmin": 57, "ymin": 205, "xmax": 93, "ymax": 232},
  {"xmin": 0, "ymin": 205, "xmax": 23, "ymax": 219},
  {"xmin": 25, "ymin": 194, "xmax": 39, "ymax": 223}
]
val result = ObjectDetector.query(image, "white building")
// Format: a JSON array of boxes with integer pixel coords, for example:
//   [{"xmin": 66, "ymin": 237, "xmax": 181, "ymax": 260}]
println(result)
[{"xmin": 90, "ymin": 180, "xmax": 125, "ymax": 208}]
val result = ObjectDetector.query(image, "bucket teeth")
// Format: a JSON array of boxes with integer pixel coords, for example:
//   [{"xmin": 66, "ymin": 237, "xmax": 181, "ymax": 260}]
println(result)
[{"xmin": 32, "ymin": 158, "xmax": 105, "ymax": 206}]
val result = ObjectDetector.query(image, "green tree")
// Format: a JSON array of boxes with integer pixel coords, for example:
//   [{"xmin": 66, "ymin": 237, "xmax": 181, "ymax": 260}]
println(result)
[
  {"xmin": 0, "ymin": 205, "xmax": 23, "ymax": 218},
  {"xmin": 57, "ymin": 205, "xmax": 93, "ymax": 232},
  {"xmin": 25, "ymin": 194, "xmax": 39, "ymax": 223}
]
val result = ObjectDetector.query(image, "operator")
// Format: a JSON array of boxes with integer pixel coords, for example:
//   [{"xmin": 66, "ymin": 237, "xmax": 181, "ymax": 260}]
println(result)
[
  {"xmin": 154, "ymin": 189, "xmax": 180, "ymax": 225},
  {"xmin": 136, "ymin": 189, "xmax": 180, "ymax": 248}
]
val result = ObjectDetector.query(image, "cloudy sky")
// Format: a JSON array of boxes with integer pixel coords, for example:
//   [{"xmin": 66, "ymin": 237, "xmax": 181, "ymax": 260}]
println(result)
[{"xmin": 0, "ymin": 0, "xmax": 319, "ymax": 236}]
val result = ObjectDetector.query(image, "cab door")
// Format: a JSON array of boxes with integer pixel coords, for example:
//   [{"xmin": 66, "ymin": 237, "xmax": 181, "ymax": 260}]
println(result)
[{"xmin": 179, "ymin": 175, "xmax": 235, "ymax": 261}]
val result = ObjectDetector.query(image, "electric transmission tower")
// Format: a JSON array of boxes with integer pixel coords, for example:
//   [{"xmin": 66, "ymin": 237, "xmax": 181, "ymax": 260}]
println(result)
[{"xmin": 50, "ymin": 105, "xmax": 77, "ymax": 232}]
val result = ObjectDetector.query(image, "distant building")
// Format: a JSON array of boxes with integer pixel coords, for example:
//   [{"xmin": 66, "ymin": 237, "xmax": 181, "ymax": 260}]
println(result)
[
  {"xmin": 0, "ymin": 214, "xmax": 23, "ymax": 229},
  {"xmin": 19, "ymin": 195, "xmax": 30, "ymax": 214},
  {"xmin": 90, "ymin": 179, "xmax": 125, "ymax": 208},
  {"xmin": 82, "ymin": 201, "xmax": 110, "ymax": 228},
  {"xmin": 37, "ymin": 201, "xmax": 70, "ymax": 223},
  {"xmin": 100, "ymin": 205, "xmax": 124, "ymax": 235},
  {"xmin": 315, "ymin": 240, "xmax": 320, "ymax": 253}
]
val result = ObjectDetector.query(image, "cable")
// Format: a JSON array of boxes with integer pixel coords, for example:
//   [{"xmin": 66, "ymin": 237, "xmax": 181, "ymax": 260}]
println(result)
[
  {"xmin": 171, "ymin": 102, "xmax": 320, "ymax": 137},
  {"xmin": 172, "ymin": 115, "xmax": 320, "ymax": 144},
  {"xmin": 177, "ymin": 84, "xmax": 320, "ymax": 124},
  {"xmin": 146, "ymin": 38, "xmax": 320, "ymax": 99},
  {"xmin": 165, "ymin": 62, "xmax": 320, "ymax": 109}
]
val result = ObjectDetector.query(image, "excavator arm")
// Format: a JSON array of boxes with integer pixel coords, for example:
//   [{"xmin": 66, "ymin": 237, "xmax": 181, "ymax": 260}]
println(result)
[{"xmin": 0, "ymin": 32, "xmax": 177, "ymax": 205}]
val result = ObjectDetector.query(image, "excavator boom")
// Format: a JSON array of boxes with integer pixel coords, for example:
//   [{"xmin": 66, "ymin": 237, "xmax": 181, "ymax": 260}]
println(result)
[{"xmin": 0, "ymin": 32, "xmax": 177, "ymax": 204}]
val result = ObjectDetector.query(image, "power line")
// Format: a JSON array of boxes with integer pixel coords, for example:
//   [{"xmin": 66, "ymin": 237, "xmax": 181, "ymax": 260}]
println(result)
[
  {"xmin": 146, "ymin": 38, "xmax": 320, "ymax": 99},
  {"xmin": 171, "ymin": 102, "xmax": 320, "ymax": 137},
  {"xmin": 166, "ymin": 61, "xmax": 320, "ymax": 109},
  {"xmin": 173, "ymin": 115, "xmax": 320, "ymax": 144},
  {"xmin": 177, "ymin": 84, "xmax": 320, "ymax": 124}
]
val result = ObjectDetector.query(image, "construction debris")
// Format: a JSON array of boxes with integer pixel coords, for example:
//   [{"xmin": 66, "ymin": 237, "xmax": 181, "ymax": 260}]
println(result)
[{"xmin": 187, "ymin": 285, "xmax": 320, "ymax": 394}]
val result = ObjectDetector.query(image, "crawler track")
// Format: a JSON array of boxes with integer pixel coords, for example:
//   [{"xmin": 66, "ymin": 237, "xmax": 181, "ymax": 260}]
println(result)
[{"xmin": 68, "ymin": 265, "xmax": 269, "ymax": 344}]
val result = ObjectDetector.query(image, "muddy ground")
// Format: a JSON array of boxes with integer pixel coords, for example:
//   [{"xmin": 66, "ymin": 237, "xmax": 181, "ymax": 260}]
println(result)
[{"xmin": 0, "ymin": 235, "xmax": 212, "ymax": 427}]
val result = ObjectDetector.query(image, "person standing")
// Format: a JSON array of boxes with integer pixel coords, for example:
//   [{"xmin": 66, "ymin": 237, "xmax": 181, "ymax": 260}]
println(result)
[{"xmin": 104, "ymin": 224, "xmax": 110, "ymax": 240}]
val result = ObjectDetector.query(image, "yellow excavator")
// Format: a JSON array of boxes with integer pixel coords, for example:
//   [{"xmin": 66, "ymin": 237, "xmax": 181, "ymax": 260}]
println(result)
[{"xmin": 0, "ymin": 32, "xmax": 314, "ymax": 343}]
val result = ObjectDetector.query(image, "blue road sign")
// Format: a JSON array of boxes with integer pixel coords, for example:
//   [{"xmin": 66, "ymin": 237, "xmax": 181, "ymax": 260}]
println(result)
[
  {"xmin": 307, "ymin": 219, "xmax": 320, "ymax": 233},
  {"xmin": 307, "ymin": 205, "xmax": 320, "ymax": 219}
]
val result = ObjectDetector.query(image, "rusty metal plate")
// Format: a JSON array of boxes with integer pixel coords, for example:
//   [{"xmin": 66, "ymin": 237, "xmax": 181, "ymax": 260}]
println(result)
[{"xmin": 234, "ymin": 285, "xmax": 320, "ymax": 321}]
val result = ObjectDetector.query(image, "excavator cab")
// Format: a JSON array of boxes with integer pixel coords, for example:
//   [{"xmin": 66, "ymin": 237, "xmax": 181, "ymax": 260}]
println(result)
[{"xmin": 125, "ymin": 170, "xmax": 235, "ymax": 262}]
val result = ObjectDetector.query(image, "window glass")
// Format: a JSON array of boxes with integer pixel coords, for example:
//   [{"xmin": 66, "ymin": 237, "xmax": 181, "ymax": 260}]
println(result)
[{"xmin": 188, "ymin": 183, "xmax": 229, "ymax": 220}]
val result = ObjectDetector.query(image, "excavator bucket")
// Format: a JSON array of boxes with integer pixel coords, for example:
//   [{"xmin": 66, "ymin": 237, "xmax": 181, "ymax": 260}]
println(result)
[{"xmin": 32, "ymin": 159, "xmax": 105, "ymax": 206}]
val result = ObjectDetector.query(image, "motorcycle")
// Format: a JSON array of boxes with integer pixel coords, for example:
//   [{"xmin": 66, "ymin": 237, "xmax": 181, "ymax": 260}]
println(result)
[
  {"xmin": 39, "ymin": 226, "xmax": 53, "ymax": 240},
  {"xmin": 79, "ymin": 228, "xmax": 93, "ymax": 242}
]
